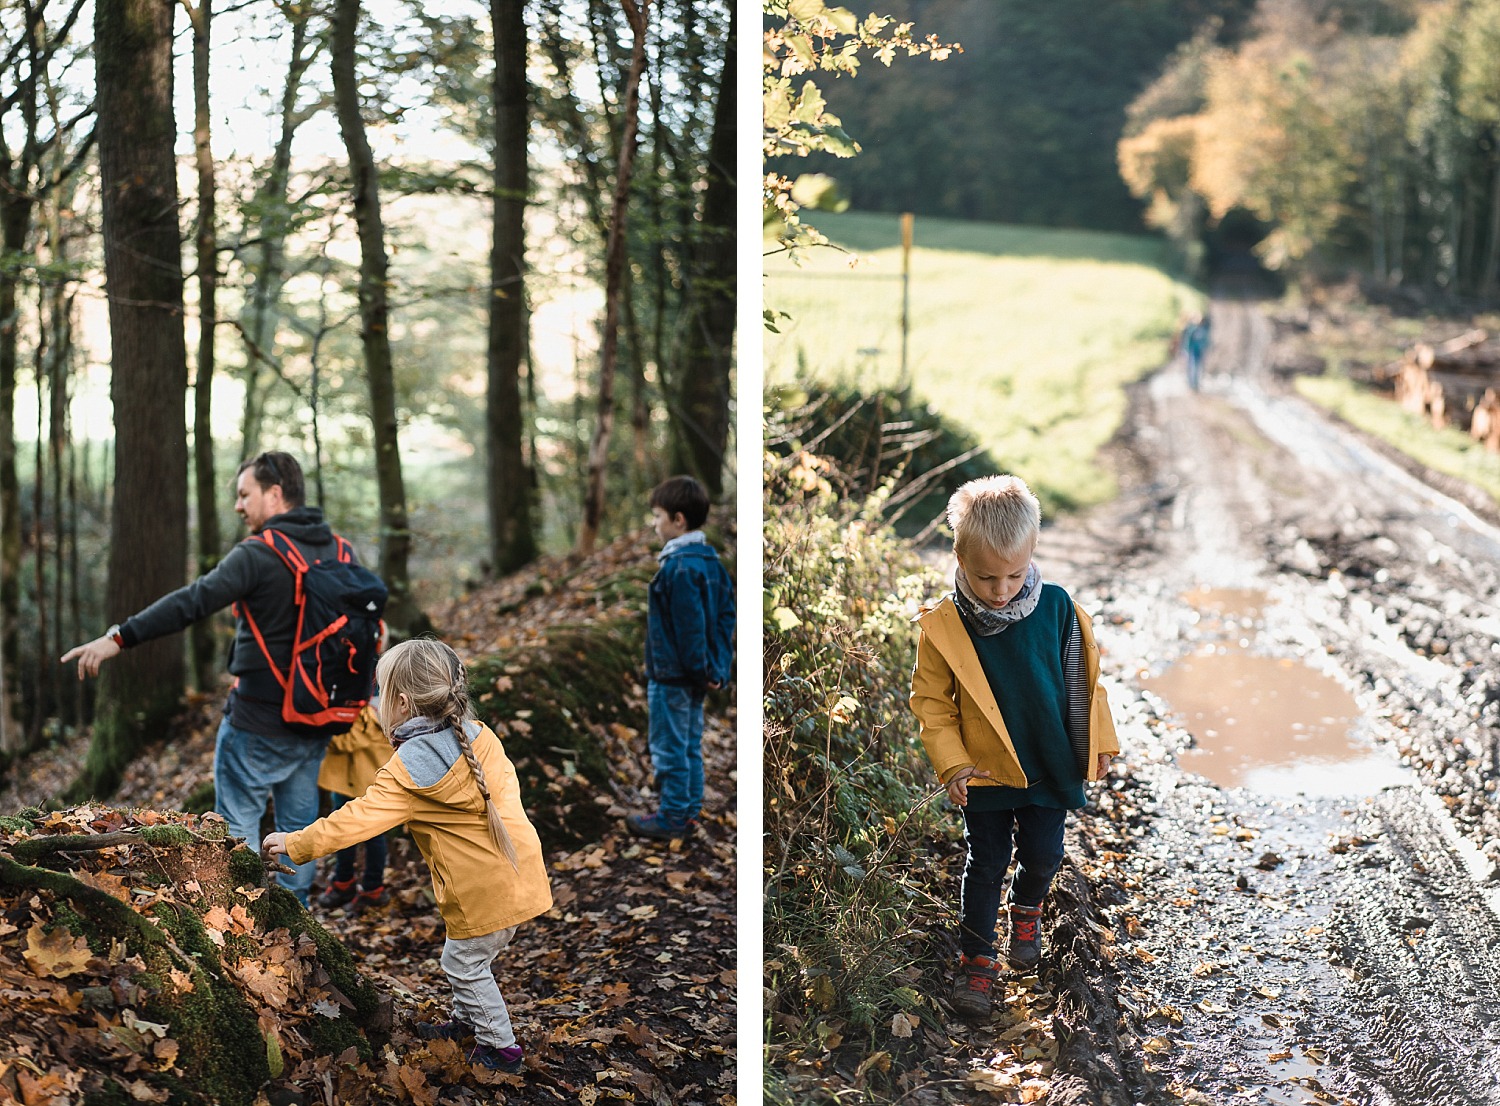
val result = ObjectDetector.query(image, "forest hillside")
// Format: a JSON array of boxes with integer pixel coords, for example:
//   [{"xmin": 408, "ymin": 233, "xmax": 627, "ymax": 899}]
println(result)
[{"xmin": 0, "ymin": 531, "xmax": 737, "ymax": 1105}]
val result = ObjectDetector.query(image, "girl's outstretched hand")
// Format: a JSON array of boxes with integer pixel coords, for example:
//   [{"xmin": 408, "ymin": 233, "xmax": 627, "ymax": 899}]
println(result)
[{"xmin": 261, "ymin": 831, "xmax": 290, "ymax": 860}]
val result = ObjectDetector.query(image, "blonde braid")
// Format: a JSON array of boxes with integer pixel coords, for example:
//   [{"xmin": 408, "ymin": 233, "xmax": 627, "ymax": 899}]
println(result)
[{"xmin": 455, "ymin": 722, "xmax": 520, "ymax": 872}]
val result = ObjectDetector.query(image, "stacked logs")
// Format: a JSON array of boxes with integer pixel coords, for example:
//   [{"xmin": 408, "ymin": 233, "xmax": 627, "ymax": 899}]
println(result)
[{"xmin": 1393, "ymin": 329, "xmax": 1500, "ymax": 449}]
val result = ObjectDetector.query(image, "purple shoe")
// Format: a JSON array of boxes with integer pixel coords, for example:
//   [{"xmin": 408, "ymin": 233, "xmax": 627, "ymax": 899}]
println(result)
[{"xmin": 469, "ymin": 1043, "xmax": 524, "ymax": 1073}]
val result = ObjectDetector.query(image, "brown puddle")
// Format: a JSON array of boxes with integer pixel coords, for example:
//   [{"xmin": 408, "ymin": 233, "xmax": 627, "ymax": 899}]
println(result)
[{"xmin": 1142, "ymin": 590, "xmax": 1410, "ymax": 797}]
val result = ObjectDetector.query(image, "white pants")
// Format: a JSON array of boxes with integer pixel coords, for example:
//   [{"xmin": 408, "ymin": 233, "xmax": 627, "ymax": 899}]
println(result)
[{"xmin": 440, "ymin": 926, "xmax": 519, "ymax": 1048}]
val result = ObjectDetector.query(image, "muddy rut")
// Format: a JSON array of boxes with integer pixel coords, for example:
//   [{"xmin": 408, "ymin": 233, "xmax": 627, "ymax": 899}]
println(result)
[{"xmin": 1043, "ymin": 291, "xmax": 1500, "ymax": 1105}]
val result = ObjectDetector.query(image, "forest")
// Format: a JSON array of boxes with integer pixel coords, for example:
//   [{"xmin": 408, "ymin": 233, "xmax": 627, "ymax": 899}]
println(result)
[
  {"xmin": 792, "ymin": 0, "xmax": 1500, "ymax": 309},
  {"xmin": 791, "ymin": 0, "xmax": 1259, "ymax": 233},
  {"xmin": 0, "ymin": 0, "xmax": 735, "ymax": 781},
  {"xmin": 1119, "ymin": 0, "xmax": 1500, "ymax": 298}
]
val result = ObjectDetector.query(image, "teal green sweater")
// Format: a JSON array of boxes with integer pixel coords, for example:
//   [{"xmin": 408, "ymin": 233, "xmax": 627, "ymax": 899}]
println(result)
[{"xmin": 961, "ymin": 583, "xmax": 1085, "ymax": 811}]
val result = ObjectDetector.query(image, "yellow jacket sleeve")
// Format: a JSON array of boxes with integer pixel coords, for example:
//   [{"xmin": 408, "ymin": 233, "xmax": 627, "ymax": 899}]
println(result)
[
  {"xmin": 285, "ymin": 765, "xmax": 412, "ymax": 865},
  {"xmin": 909, "ymin": 626, "xmax": 973, "ymax": 785}
]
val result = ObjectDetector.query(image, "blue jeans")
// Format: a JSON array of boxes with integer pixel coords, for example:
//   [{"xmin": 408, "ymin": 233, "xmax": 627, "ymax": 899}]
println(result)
[
  {"xmin": 213, "ymin": 718, "xmax": 329, "ymax": 906},
  {"xmin": 329, "ymin": 791, "xmax": 388, "ymax": 889},
  {"xmin": 646, "ymin": 681, "xmax": 704, "ymax": 825},
  {"xmin": 958, "ymin": 805, "xmax": 1068, "ymax": 958}
]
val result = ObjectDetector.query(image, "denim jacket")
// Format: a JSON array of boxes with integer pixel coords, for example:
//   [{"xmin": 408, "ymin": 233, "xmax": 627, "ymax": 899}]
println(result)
[{"xmin": 645, "ymin": 537, "xmax": 735, "ymax": 692}]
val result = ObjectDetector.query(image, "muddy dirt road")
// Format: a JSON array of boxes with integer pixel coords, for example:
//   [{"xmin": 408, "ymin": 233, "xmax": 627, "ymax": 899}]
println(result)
[{"xmin": 1046, "ymin": 293, "xmax": 1500, "ymax": 1105}]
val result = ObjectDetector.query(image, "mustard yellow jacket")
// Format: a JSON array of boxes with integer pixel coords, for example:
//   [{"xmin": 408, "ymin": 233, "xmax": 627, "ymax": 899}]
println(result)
[
  {"xmin": 317, "ymin": 704, "xmax": 390, "ymax": 798},
  {"xmin": 288, "ymin": 721, "xmax": 552, "ymax": 938},
  {"xmin": 909, "ymin": 595, "xmax": 1119, "ymax": 789}
]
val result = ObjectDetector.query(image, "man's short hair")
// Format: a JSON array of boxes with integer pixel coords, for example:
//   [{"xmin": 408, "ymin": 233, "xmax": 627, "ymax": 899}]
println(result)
[
  {"xmin": 947, "ymin": 475, "xmax": 1041, "ymax": 560},
  {"xmin": 649, "ymin": 475, "xmax": 711, "ymax": 530},
  {"xmin": 238, "ymin": 451, "xmax": 306, "ymax": 508}
]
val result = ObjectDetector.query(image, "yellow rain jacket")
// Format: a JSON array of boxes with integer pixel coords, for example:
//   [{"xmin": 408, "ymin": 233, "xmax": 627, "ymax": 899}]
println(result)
[
  {"xmin": 909, "ymin": 596, "xmax": 1119, "ymax": 789},
  {"xmin": 287, "ymin": 721, "xmax": 552, "ymax": 938},
  {"xmin": 317, "ymin": 704, "xmax": 390, "ymax": 798}
]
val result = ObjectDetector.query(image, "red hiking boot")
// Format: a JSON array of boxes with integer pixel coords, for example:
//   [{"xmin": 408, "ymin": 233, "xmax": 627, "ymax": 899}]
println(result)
[
  {"xmin": 950, "ymin": 953, "xmax": 999, "ymax": 1019},
  {"xmin": 1007, "ymin": 904, "xmax": 1043, "ymax": 970}
]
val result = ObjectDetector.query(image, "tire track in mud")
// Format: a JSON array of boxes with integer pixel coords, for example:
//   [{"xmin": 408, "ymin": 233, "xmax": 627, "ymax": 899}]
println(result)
[
  {"xmin": 1324, "ymin": 790, "xmax": 1500, "ymax": 1105},
  {"xmin": 1044, "ymin": 293, "xmax": 1500, "ymax": 1104}
]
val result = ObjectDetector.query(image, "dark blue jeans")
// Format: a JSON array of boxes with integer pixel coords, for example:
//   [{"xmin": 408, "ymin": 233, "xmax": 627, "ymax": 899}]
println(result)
[
  {"xmin": 328, "ymin": 791, "xmax": 388, "ymax": 889},
  {"xmin": 959, "ymin": 805, "xmax": 1068, "ymax": 958}
]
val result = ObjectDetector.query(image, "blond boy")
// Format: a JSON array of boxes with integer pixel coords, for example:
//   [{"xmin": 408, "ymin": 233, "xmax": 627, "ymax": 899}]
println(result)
[{"xmin": 910, "ymin": 475, "xmax": 1119, "ymax": 1018}]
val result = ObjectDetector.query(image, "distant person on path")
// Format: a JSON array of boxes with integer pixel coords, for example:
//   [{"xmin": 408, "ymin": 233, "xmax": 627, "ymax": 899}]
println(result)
[
  {"xmin": 61, "ymin": 452, "xmax": 385, "ymax": 906},
  {"xmin": 909, "ymin": 475, "xmax": 1119, "ymax": 1019},
  {"xmin": 316, "ymin": 698, "xmax": 392, "ymax": 913},
  {"xmin": 626, "ymin": 475, "xmax": 736, "ymax": 840},
  {"xmin": 1183, "ymin": 313, "xmax": 1212, "ymax": 391},
  {"xmin": 264, "ymin": 638, "xmax": 552, "ymax": 1075}
]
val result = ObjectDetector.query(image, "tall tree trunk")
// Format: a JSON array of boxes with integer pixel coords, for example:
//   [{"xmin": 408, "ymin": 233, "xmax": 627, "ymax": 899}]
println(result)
[
  {"xmin": 0, "ymin": 180, "xmax": 29, "ymax": 755},
  {"xmin": 84, "ymin": 0, "xmax": 190, "ymax": 797},
  {"xmin": 32, "ymin": 303, "xmax": 48, "ymax": 739},
  {"xmin": 330, "ymin": 0, "xmax": 425, "ymax": 635},
  {"xmin": 578, "ymin": 0, "xmax": 649, "ymax": 555},
  {"xmin": 668, "ymin": 31, "xmax": 734, "ymax": 499},
  {"xmin": 184, "ymin": 0, "xmax": 221, "ymax": 693},
  {"xmin": 486, "ymin": 0, "xmax": 537, "ymax": 576}
]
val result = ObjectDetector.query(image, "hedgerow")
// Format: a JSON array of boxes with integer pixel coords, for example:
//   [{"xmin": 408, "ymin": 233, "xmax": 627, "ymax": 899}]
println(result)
[{"xmin": 764, "ymin": 446, "xmax": 962, "ymax": 1084}]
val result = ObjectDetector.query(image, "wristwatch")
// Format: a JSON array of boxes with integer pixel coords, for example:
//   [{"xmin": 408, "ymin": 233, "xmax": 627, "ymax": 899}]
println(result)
[{"xmin": 106, "ymin": 624, "xmax": 124, "ymax": 648}]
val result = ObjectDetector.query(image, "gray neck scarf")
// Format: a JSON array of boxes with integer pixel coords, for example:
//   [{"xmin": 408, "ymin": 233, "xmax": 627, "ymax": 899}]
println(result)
[
  {"xmin": 953, "ymin": 561, "xmax": 1042, "ymax": 635},
  {"xmin": 389, "ymin": 715, "xmax": 446, "ymax": 750}
]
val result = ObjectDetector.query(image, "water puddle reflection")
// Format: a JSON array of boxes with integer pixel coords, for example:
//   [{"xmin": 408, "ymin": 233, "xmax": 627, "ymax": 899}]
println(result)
[{"xmin": 1142, "ymin": 590, "xmax": 1410, "ymax": 797}]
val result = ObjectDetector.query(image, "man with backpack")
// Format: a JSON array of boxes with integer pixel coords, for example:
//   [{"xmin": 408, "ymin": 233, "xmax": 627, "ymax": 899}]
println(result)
[{"xmin": 62, "ymin": 452, "xmax": 386, "ymax": 906}]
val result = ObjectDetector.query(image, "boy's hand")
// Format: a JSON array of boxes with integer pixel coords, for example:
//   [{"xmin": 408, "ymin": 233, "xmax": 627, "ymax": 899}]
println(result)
[
  {"xmin": 261, "ymin": 832, "xmax": 290, "ymax": 860},
  {"xmin": 944, "ymin": 766, "xmax": 991, "ymax": 807},
  {"xmin": 1096, "ymin": 753, "xmax": 1115, "ymax": 779}
]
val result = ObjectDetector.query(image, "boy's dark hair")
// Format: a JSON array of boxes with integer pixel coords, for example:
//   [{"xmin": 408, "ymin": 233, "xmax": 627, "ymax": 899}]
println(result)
[
  {"xmin": 649, "ymin": 475, "xmax": 711, "ymax": 529},
  {"xmin": 237, "ymin": 451, "xmax": 306, "ymax": 508}
]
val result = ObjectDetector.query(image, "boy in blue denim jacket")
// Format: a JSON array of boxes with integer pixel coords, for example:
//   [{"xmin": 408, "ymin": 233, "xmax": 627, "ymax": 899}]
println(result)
[{"xmin": 627, "ymin": 476, "xmax": 735, "ymax": 840}]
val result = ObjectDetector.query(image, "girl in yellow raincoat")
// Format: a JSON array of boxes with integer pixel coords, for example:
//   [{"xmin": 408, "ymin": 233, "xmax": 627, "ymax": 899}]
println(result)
[{"xmin": 264, "ymin": 638, "xmax": 552, "ymax": 1074}]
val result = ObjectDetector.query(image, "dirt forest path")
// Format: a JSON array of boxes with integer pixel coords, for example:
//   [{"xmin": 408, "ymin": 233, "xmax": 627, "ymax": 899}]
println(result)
[{"xmin": 1043, "ymin": 286, "xmax": 1500, "ymax": 1105}]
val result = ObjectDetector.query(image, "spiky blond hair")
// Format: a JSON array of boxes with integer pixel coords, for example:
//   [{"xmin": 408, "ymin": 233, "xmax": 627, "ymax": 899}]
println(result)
[{"xmin": 947, "ymin": 475, "xmax": 1041, "ymax": 560}]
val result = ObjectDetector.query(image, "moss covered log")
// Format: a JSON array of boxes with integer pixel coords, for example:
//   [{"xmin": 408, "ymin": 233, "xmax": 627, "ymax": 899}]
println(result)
[{"xmin": 0, "ymin": 808, "xmax": 388, "ymax": 1106}]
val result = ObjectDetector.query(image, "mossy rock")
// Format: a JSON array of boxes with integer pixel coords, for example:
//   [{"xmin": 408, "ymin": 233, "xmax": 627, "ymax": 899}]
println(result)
[
  {"xmin": 0, "ymin": 807, "xmax": 389, "ymax": 1106},
  {"xmin": 469, "ymin": 618, "xmax": 648, "ymax": 848}
]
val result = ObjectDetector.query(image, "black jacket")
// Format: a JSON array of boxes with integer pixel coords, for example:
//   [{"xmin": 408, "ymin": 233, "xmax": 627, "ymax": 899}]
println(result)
[{"xmin": 118, "ymin": 507, "xmax": 352, "ymax": 731}]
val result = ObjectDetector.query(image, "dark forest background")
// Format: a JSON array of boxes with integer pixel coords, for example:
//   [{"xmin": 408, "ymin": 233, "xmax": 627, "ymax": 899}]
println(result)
[{"xmin": 798, "ymin": 0, "xmax": 1258, "ymax": 232}]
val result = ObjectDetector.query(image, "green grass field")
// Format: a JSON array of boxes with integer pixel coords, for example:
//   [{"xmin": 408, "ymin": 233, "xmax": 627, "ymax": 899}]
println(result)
[
  {"xmin": 765, "ymin": 211, "xmax": 1198, "ymax": 513},
  {"xmin": 1295, "ymin": 375, "xmax": 1500, "ymax": 504}
]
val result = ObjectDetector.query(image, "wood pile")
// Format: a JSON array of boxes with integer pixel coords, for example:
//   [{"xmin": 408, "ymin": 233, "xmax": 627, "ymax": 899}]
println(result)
[
  {"xmin": 1393, "ymin": 329, "xmax": 1500, "ymax": 446},
  {"xmin": 1472, "ymin": 387, "xmax": 1500, "ymax": 453}
]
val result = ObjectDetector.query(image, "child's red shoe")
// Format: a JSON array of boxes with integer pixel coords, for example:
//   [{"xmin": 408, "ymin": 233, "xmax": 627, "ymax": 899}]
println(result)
[
  {"xmin": 317, "ymin": 878, "xmax": 358, "ymax": 909},
  {"xmin": 351, "ymin": 885, "xmax": 390, "ymax": 912},
  {"xmin": 951, "ymin": 953, "xmax": 999, "ymax": 1018},
  {"xmin": 1007, "ymin": 904, "xmax": 1043, "ymax": 970}
]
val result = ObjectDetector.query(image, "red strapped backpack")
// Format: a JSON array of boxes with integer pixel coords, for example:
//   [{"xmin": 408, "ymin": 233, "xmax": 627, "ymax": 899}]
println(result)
[{"xmin": 237, "ymin": 529, "xmax": 389, "ymax": 733}]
